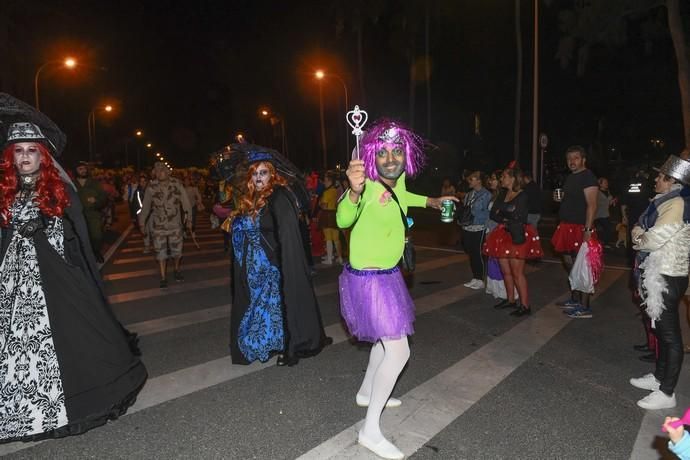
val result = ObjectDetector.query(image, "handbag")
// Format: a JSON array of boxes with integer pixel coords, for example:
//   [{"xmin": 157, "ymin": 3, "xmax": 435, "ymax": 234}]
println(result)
[{"xmin": 380, "ymin": 182, "xmax": 416, "ymax": 272}]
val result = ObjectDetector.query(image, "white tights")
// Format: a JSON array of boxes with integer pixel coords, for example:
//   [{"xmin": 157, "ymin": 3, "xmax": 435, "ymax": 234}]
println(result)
[{"xmin": 359, "ymin": 337, "xmax": 410, "ymax": 442}]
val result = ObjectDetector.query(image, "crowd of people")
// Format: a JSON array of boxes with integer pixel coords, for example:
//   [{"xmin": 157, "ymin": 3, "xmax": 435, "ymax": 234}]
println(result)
[{"xmin": 4, "ymin": 90, "xmax": 690, "ymax": 459}]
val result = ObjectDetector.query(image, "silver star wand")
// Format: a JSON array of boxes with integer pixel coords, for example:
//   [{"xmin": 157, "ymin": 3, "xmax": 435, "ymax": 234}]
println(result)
[{"xmin": 346, "ymin": 105, "xmax": 368, "ymax": 160}]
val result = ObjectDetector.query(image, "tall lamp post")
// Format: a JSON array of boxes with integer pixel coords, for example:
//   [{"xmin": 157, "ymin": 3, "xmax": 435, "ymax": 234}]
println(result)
[
  {"xmin": 124, "ymin": 129, "xmax": 144, "ymax": 168},
  {"xmin": 315, "ymin": 69, "xmax": 350, "ymax": 164},
  {"xmin": 260, "ymin": 108, "xmax": 288, "ymax": 157},
  {"xmin": 88, "ymin": 104, "xmax": 113, "ymax": 162},
  {"xmin": 34, "ymin": 57, "xmax": 77, "ymax": 111}
]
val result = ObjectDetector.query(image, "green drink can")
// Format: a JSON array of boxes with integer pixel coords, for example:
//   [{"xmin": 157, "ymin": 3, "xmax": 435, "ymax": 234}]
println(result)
[{"xmin": 440, "ymin": 199, "xmax": 455, "ymax": 223}]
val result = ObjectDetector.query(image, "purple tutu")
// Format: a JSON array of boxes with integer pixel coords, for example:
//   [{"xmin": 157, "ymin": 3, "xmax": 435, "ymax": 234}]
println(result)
[{"xmin": 339, "ymin": 264, "xmax": 415, "ymax": 342}]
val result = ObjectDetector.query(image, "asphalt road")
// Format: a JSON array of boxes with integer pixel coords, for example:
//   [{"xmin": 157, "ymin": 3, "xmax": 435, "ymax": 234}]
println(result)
[{"xmin": 0, "ymin": 209, "xmax": 684, "ymax": 459}]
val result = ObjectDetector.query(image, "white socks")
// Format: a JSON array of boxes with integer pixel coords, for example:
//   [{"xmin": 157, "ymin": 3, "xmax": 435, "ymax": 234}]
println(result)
[
  {"xmin": 359, "ymin": 338, "xmax": 410, "ymax": 454},
  {"xmin": 323, "ymin": 241, "xmax": 334, "ymax": 264}
]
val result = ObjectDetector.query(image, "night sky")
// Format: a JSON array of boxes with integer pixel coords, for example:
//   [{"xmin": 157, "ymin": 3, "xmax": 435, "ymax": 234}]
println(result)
[{"xmin": 1, "ymin": 0, "xmax": 684, "ymax": 179}]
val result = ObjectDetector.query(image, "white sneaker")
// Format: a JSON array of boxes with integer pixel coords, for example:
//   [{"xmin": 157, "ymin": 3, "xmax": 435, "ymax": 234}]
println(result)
[
  {"xmin": 630, "ymin": 373, "xmax": 660, "ymax": 391},
  {"xmin": 463, "ymin": 279, "xmax": 478, "ymax": 288},
  {"xmin": 637, "ymin": 390, "xmax": 676, "ymax": 410},
  {"xmin": 358, "ymin": 431, "xmax": 404, "ymax": 460},
  {"xmin": 469, "ymin": 279, "xmax": 485, "ymax": 290}
]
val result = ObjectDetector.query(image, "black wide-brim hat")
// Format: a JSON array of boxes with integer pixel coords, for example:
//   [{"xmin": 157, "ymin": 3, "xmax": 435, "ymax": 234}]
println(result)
[
  {"xmin": 212, "ymin": 143, "xmax": 302, "ymax": 183},
  {"xmin": 0, "ymin": 93, "xmax": 66, "ymax": 156}
]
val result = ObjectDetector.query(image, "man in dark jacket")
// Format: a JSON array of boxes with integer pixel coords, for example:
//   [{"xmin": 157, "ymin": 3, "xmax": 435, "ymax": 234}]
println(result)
[{"xmin": 75, "ymin": 161, "xmax": 107, "ymax": 261}]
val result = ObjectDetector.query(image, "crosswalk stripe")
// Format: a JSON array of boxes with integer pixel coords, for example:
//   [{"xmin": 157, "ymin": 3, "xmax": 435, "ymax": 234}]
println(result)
[
  {"xmin": 104, "ymin": 259, "xmax": 229, "ymax": 281},
  {"xmin": 113, "ymin": 248, "xmax": 226, "ymax": 265},
  {"xmin": 123, "ymin": 254, "xmax": 469, "ymax": 335},
  {"xmin": 119, "ymin": 239, "xmax": 223, "ymax": 254},
  {"xmin": 108, "ymin": 277, "xmax": 229, "ymax": 304},
  {"xmin": 297, "ymin": 269, "xmax": 625, "ymax": 459}
]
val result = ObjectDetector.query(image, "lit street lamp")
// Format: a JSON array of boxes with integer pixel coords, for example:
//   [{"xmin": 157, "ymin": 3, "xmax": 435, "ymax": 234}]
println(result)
[
  {"xmin": 88, "ymin": 104, "xmax": 115, "ymax": 162},
  {"xmin": 34, "ymin": 57, "xmax": 77, "ymax": 111},
  {"xmin": 315, "ymin": 69, "xmax": 350, "ymax": 166},
  {"xmin": 124, "ymin": 129, "xmax": 144, "ymax": 168}
]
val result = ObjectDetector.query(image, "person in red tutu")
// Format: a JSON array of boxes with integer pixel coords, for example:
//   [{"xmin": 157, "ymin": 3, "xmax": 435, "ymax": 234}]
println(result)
[
  {"xmin": 483, "ymin": 164, "xmax": 543, "ymax": 316},
  {"xmin": 551, "ymin": 145, "xmax": 599, "ymax": 318}
]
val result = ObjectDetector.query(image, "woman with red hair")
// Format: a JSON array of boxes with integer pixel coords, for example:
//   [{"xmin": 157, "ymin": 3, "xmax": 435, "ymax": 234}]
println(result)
[
  {"xmin": 0, "ymin": 122, "xmax": 147, "ymax": 443},
  {"xmin": 229, "ymin": 152, "xmax": 330, "ymax": 366}
]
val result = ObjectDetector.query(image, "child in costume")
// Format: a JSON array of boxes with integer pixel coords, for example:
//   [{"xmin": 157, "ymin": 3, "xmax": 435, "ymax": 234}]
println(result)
[{"xmin": 337, "ymin": 120, "xmax": 457, "ymax": 459}]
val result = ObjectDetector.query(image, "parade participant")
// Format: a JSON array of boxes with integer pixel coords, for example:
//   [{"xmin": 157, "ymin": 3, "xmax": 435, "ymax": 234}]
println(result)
[
  {"xmin": 0, "ymin": 121, "xmax": 147, "ymax": 442},
  {"xmin": 139, "ymin": 162, "xmax": 192, "ymax": 288},
  {"xmin": 459, "ymin": 171, "xmax": 491, "ymax": 290},
  {"xmin": 229, "ymin": 151, "xmax": 329, "ymax": 366},
  {"xmin": 319, "ymin": 170, "xmax": 343, "ymax": 265},
  {"xmin": 337, "ymin": 120, "xmax": 457, "ymax": 460},
  {"xmin": 551, "ymin": 145, "xmax": 599, "ymax": 318},
  {"xmin": 74, "ymin": 161, "xmax": 107, "ymax": 262},
  {"xmin": 483, "ymin": 165, "xmax": 543, "ymax": 316},
  {"xmin": 629, "ymin": 155, "xmax": 690, "ymax": 410},
  {"xmin": 522, "ymin": 172, "xmax": 542, "ymax": 233}
]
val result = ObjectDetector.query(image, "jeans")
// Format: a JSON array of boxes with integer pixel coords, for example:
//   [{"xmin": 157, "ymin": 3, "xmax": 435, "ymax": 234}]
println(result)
[
  {"xmin": 594, "ymin": 217, "xmax": 613, "ymax": 245},
  {"xmin": 654, "ymin": 274, "xmax": 689, "ymax": 395},
  {"xmin": 527, "ymin": 213, "xmax": 540, "ymax": 231},
  {"xmin": 462, "ymin": 229, "xmax": 485, "ymax": 280}
]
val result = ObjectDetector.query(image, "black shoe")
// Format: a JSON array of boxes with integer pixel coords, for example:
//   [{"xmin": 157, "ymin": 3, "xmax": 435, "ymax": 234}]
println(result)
[
  {"xmin": 499, "ymin": 301, "xmax": 518, "ymax": 310},
  {"xmin": 276, "ymin": 354, "xmax": 299, "ymax": 367},
  {"xmin": 322, "ymin": 336, "xmax": 334, "ymax": 347},
  {"xmin": 493, "ymin": 299, "xmax": 510, "ymax": 309},
  {"xmin": 510, "ymin": 305, "xmax": 532, "ymax": 317},
  {"xmin": 174, "ymin": 270, "xmax": 184, "ymax": 282},
  {"xmin": 159, "ymin": 278, "xmax": 168, "ymax": 289},
  {"xmin": 639, "ymin": 353, "xmax": 656, "ymax": 363},
  {"xmin": 634, "ymin": 344, "xmax": 651, "ymax": 352}
]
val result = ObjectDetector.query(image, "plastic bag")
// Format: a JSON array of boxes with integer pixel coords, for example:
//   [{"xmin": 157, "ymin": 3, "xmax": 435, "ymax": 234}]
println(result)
[{"xmin": 568, "ymin": 241, "xmax": 594, "ymax": 294}]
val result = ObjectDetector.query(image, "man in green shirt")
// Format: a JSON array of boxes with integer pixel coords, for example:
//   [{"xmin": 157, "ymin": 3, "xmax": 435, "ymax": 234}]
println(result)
[
  {"xmin": 337, "ymin": 120, "xmax": 456, "ymax": 459},
  {"xmin": 74, "ymin": 161, "xmax": 107, "ymax": 262}
]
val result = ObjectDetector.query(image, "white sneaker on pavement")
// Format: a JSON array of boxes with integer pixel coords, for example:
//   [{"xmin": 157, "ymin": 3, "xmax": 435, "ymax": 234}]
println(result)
[
  {"xmin": 463, "ymin": 279, "xmax": 478, "ymax": 288},
  {"xmin": 358, "ymin": 431, "xmax": 404, "ymax": 460},
  {"xmin": 637, "ymin": 390, "xmax": 676, "ymax": 410},
  {"xmin": 629, "ymin": 373, "xmax": 660, "ymax": 391},
  {"xmin": 469, "ymin": 279, "xmax": 485, "ymax": 290}
]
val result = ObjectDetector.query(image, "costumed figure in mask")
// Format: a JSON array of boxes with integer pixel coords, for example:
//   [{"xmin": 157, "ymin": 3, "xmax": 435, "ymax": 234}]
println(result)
[
  {"xmin": 228, "ymin": 147, "xmax": 330, "ymax": 366},
  {"xmin": 0, "ymin": 119, "xmax": 147, "ymax": 442},
  {"xmin": 336, "ymin": 120, "xmax": 457, "ymax": 459},
  {"xmin": 630, "ymin": 155, "xmax": 690, "ymax": 410}
]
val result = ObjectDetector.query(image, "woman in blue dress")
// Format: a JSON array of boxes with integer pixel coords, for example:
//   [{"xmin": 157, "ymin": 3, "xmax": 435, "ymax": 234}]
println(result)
[{"xmin": 229, "ymin": 151, "xmax": 329, "ymax": 366}]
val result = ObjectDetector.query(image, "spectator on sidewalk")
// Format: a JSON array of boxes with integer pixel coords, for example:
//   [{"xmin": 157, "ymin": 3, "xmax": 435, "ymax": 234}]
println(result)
[
  {"xmin": 319, "ymin": 171, "xmax": 343, "ymax": 265},
  {"xmin": 184, "ymin": 175, "xmax": 203, "ymax": 233},
  {"xmin": 459, "ymin": 171, "xmax": 491, "ymax": 290},
  {"xmin": 594, "ymin": 177, "xmax": 616, "ymax": 247}
]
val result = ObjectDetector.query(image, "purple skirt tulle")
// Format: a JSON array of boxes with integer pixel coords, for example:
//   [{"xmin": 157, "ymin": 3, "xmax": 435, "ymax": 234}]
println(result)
[{"xmin": 339, "ymin": 264, "xmax": 415, "ymax": 342}]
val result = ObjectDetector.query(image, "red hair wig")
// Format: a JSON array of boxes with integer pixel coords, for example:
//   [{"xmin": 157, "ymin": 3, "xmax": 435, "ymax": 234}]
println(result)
[
  {"xmin": 0, "ymin": 143, "xmax": 70, "ymax": 226},
  {"xmin": 234, "ymin": 161, "xmax": 287, "ymax": 220}
]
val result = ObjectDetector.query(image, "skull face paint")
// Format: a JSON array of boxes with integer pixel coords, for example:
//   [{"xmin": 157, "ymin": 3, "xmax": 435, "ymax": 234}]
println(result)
[{"xmin": 252, "ymin": 164, "xmax": 271, "ymax": 191}]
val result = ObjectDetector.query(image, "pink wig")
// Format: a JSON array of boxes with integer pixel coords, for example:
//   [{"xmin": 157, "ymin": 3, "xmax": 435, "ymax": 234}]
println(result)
[{"xmin": 360, "ymin": 119, "xmax": 426, "ymax": 180}]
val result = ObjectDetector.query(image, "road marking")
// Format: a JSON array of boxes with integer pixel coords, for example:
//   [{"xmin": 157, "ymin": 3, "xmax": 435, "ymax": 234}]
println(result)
[
  {"xmin": 297, "ymin": 269, "xmax": 625, "ymax": 460},
  {"xmin": 108, "ymin": 277, "xmax": 229, "ymax": 304},
  {"xmin": 101, "ymin": 224, "xmax": 133, "ymax": 267},
  {"xmin": 113, "ymin": 248, "xmax": 226, "ymax": 265},
  {"xmin": 124, "ymin": 254, "xmax": 469, "ymax": 335},
  {"xmin": 104, "ymin": 259, "xmax": 230, "ymax": 281},
  {"xmin": 127, "ymin": 232, "xmax": 221, "ymax": 244},
  {"xmin": 119, "ymin": 239, "xmax": 223, "ymax": 253}
]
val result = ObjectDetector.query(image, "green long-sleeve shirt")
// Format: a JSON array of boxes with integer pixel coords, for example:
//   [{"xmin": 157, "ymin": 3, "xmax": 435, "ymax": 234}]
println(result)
[{"xmin": 337, "ymin": 174, "xmax": 427, "ymax": 270}]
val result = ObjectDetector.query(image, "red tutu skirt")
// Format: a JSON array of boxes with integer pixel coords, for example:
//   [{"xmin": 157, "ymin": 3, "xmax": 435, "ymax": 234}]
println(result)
[
  {"xmin": 483, "ymin": 224, "xmax": 543, "ymax": 259},
  {"xmin": 552, "ymin": 222, "xmax": 584, "ymax": 253}
]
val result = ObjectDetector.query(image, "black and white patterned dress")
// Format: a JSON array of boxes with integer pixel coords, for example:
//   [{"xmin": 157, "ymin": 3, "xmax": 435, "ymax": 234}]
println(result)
[{"xmin": 0, "ymin": 198, "xmax": 68, "ymax": 439}]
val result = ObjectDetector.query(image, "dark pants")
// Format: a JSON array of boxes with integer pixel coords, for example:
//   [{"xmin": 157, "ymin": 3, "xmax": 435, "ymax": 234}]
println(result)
[
  {"xmin": 462, "ymin": 229, "xmax": 485, "ymax": 280},
  {"xmin": 654, "ymin": 274, "xmax": 688, "ymax": 395},
  {"xmin": 594, "ymin": 217, "xmax": 613, "ymax": 245}
]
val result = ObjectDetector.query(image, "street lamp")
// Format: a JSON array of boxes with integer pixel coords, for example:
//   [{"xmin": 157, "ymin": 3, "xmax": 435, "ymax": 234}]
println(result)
[
  {"xmin": 34, "ymin": 57, "xmax": 77, "ymax": 111},
  {"xmin": 236, "ymin": 133, "xmax": 245, "ymax": 143},
  {"xmin": 314, "ymin": 69, "xmax": 350, "ymax": 166},
  {"xmin": 259, "ymin": 108, "xmax": 288, "ymax": 156},
  {"xmin": 124, "ymin": 129, "xmax": 144, "ymax": 169},
  {"xmin": 88, "ymin": 104, "xmax": 115, "ymax": 162}
]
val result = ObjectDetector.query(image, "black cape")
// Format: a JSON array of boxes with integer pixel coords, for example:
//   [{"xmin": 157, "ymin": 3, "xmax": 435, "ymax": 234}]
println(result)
[
  {"xmin": 230, "ymin": 186, "xmax": 328, "ymax": 364},
  {"xmin": 0, "ymin": 185, "xmax": 147, "ymax": 442}
]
